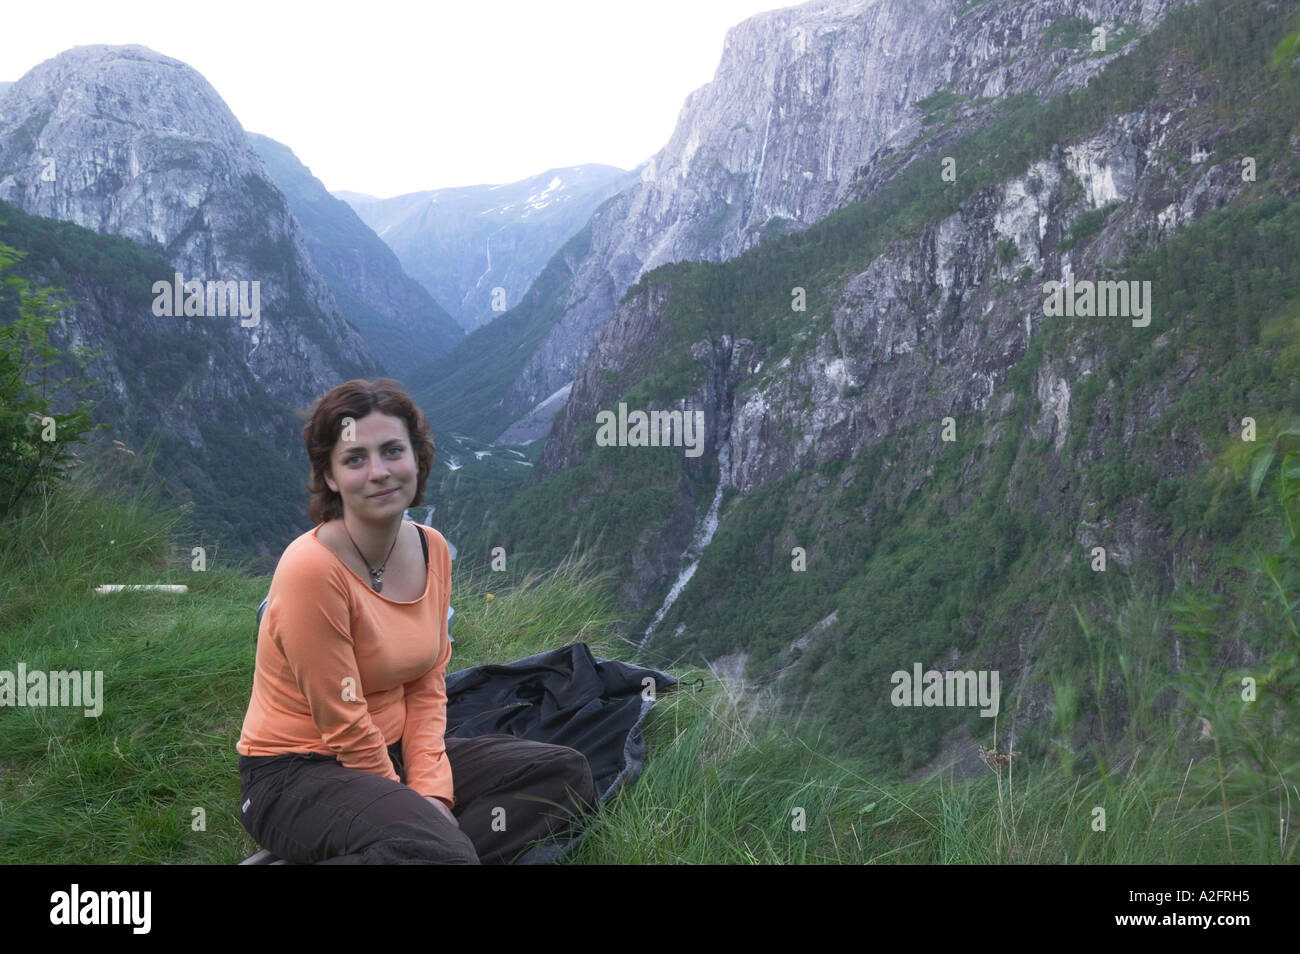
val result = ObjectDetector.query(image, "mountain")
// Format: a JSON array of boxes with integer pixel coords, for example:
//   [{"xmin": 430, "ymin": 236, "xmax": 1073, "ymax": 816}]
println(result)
[
  {"xmin": 339, "ymin": 164, "xmax": 638, "ymax": 331},
  {"xmin": 0, "ymin": 200, "xmax": 322, "ymax": 566},
  {"xmin": 411, "ymin": 0, "xmax": 1189, "ymax": 445},
  {"xmin": 0, "ymin": 45, "xmax": 381, "ymax": 409},
  {"xmin": 448, "ymin": 0, "xmax": 1300, "ymax": 769},
  {"xmin": 0, "ymin": 45, "xmax": 387, "ymax": 569},
  {"xmin": 249, "ymin": 132, "xmax": 463, "ymax": 376},
  {"xmin": 0, "ymin": 81, "xmax": 12, "ymax": 99}
]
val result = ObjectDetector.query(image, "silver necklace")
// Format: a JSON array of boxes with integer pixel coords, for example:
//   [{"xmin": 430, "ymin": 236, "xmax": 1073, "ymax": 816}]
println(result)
[{"xmin": 343, "ymin": 521, "xmax": 401, "ymax": 592}]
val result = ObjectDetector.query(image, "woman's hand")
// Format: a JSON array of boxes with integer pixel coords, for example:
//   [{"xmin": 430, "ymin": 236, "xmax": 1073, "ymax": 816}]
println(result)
[{"xmin": 425, "ymin": 795, "xmax": 459, "ymax": 828}]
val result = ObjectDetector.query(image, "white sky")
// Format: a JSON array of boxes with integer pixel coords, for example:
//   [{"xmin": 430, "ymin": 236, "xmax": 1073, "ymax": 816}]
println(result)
[{"xmin": 0, "ymin": 0, "xmax": 788, "ymax": 197}]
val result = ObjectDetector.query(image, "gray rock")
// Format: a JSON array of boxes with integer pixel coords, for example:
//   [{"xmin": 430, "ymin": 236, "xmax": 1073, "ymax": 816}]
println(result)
[
  {"xmin": 501, "ymin": 0, "xmax": 1186, "ymax": 428},
  {"xmin": 0, "ymin": 44, "xmax": 381, "ymax": 416}
]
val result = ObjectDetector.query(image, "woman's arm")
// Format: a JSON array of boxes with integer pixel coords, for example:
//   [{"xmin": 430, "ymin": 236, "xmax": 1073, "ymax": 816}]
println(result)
[
  {"xmin": 401, "ymin": 637, "xmax": 453, "ymax": 801},
  {"xmin": 271, "ymin": 551, "xmax": 400, "ymax": 781},
  {"xmin": 398, "ymin": 528, "xmax": 455, "ymax": 805}
]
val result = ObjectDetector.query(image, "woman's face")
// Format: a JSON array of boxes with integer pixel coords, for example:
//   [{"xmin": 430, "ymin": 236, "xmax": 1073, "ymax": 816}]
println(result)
[{"xmin": 323, "ymin": 411, "xmax": 418, "ymax": 521}]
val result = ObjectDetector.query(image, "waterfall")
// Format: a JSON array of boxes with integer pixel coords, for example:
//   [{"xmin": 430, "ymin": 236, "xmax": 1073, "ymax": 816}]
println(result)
[{"xmin": 640, "ymin": 438, "xmax": 730, "ymax": 647}]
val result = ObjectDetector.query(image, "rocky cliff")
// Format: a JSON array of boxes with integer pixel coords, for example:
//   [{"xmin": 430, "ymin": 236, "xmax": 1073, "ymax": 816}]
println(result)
[
  {"xmin": 0, "ymin": 45, "xmax": 381, "ymax": 418},
  {"xmin": 491, "ymin": 0, "xmax": 1187, "ymax": 435},
  {"xmin": 471, "ymin": 0, "xmax": 1300, "ymax": 767},
  {"xmin": 0, "ymin": 45, "xmax": 403, "ymax": 572}
]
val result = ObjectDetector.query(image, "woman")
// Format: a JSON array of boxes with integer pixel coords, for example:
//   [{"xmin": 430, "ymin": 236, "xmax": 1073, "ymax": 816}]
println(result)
[{"xmin": 236, "ymin": 378, "xmax": 595, "ymax": 864}]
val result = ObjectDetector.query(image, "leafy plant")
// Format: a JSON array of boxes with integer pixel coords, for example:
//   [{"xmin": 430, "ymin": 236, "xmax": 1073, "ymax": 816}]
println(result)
[{"xmin": 0, "ymin": 238, "xmax": 106, "ymax": 518}]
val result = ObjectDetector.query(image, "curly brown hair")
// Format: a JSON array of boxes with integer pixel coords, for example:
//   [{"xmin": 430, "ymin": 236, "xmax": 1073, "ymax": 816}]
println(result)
[{"xmin": 301, "ymin": 378, "xmax": 435, "ymax": 524}]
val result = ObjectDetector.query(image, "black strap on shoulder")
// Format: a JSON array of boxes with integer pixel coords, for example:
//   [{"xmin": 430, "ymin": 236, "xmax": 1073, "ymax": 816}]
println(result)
[{"xmin": 417, "ymin": 523, "xmax": 429, "ymax": 569}]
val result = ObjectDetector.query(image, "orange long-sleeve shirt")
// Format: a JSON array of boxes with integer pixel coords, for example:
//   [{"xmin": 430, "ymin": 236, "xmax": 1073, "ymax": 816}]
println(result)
[{"xmin": 237, "ymin": 521, "xmax": 455, "ymax": 806}]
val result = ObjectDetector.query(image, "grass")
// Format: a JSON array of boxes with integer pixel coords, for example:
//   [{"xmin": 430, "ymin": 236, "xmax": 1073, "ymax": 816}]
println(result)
[{"xmin": 1, "ymin": 443, "xmax": 1297, "ymax": 864}]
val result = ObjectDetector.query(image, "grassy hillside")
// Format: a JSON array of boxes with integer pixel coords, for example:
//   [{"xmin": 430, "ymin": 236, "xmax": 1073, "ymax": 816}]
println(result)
[{"xmin": 0, "ymin": 454, "xmax": 1295, "ymax": 863}]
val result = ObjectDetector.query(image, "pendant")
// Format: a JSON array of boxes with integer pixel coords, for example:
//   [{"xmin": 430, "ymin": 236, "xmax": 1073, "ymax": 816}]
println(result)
[{"xmin": 372, "ymin": 573, "xmax": 383, "ymax": 593}]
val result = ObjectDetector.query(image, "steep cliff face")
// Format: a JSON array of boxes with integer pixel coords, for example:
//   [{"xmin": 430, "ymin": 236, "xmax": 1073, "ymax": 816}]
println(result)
[
  {"xmin": 728, "ymin": 100, "xmax": 1254, "ymax": 507},
  {"xmin": 250, "ymin": 133, "xmax": 464, "ymax": 376},
  {"xmin": 0, "ymin": 45, "xmax": 380, "ymax": 413},
  {"xmin": 483, "ymin": 0, "xmax": 1300, "ymax": 766},
  {"xmin": 499, "ymin": 0, "xmax": 1188, "ymax": 431},
  {"xmin": 547, "ymin": 33, "xmax": 1238, "ymax": 566}
]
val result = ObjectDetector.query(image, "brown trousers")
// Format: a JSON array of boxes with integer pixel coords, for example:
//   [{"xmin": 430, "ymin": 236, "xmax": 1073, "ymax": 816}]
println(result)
[{"xmin": 238, "ymin": 734, "xmax": 596, "ymax": 864}]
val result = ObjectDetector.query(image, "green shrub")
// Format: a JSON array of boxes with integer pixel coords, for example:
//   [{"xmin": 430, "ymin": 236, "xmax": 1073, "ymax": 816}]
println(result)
[{"xmin": 0, "ymin": 239, "xmax": 105, "ymax": 518}]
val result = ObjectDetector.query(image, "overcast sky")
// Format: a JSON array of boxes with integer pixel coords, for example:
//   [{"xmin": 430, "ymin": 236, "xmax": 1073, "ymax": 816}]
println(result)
[{"xmin": 0, "ymin": 0, "xmax": 787, "ymax": 197}]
